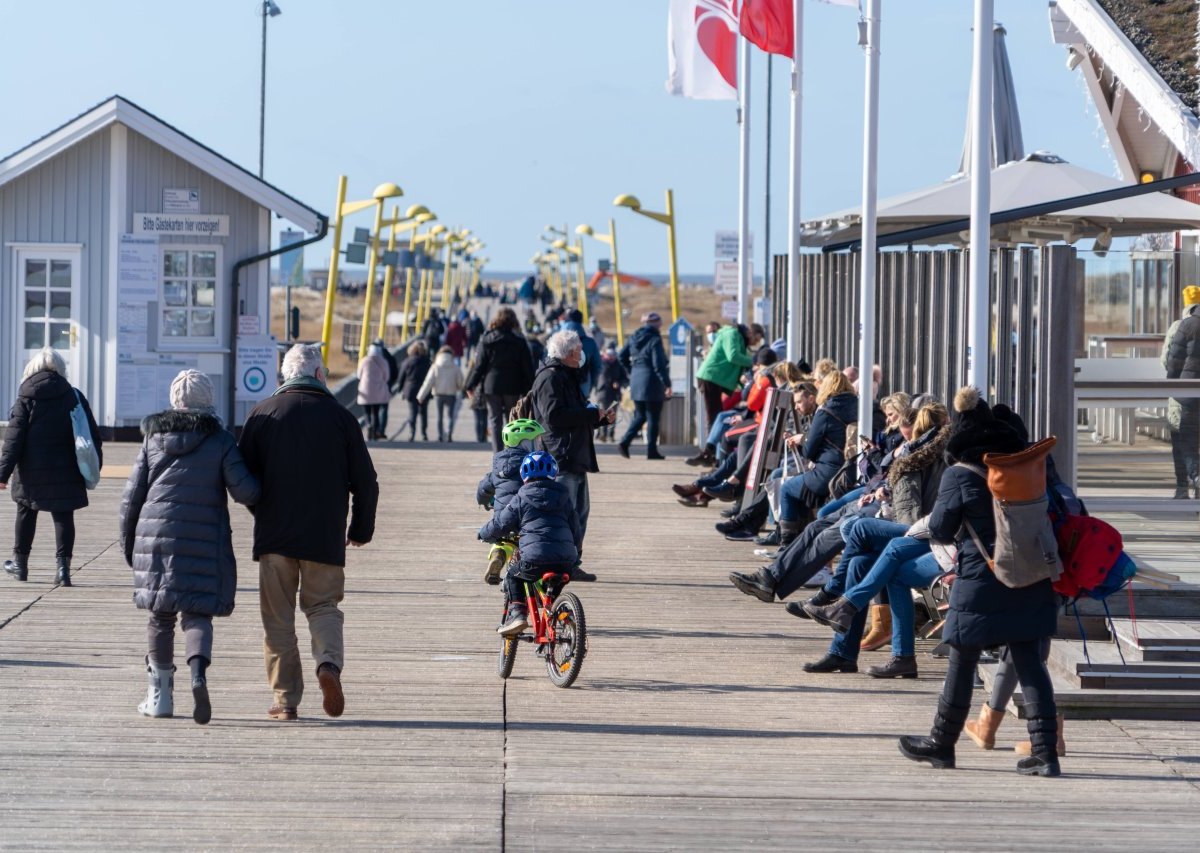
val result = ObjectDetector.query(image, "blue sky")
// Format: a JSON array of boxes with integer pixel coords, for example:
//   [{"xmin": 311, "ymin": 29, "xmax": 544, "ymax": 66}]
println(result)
[{"xmin": 0, "ymin": 0, "xmax": 1114, "ymax": 277}]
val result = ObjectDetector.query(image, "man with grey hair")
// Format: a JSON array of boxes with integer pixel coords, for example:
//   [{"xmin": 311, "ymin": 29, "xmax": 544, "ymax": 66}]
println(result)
[
  {"xmin": 239, "ymin": 344, "xmax": 378, "ymax": 721},
  {"xmin": 531, "ymin": 330, "xmax": 614, "ymax": 581}
]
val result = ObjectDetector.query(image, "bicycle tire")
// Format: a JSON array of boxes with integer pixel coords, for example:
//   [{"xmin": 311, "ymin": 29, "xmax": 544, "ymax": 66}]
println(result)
[
  {"xmin": 545, "ymin": 592, "xmax": 586, "ymax": 687},
  {"xmin": 498, "ymin": 635, "xmax": 518, "ymax": 679}
]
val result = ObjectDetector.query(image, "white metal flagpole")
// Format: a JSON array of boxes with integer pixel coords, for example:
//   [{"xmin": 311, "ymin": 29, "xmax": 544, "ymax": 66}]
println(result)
[
  {"xmin": 785, "ymin": 0, "xmax": 804, "ymax": 362},
  {"xmin": 737, "ymin": 35, "xmax": 752, "ymax": 324},
  {"xmin": 967, "ymin": 0, "xmax": 994, "ymax": 392},
  {"xmin": 857, "ymin": 0, "xmax": 881, "ymax": 444}
]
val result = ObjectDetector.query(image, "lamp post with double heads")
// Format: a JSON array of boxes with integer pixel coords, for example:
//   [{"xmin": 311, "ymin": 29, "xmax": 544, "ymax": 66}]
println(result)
[
  {"xmin": 614, "ymin": 190, "xmax": 680, "ymax": 322},
  {"xmin": 357, "ymin": 183, "xmax": 406, "ymax": 361},
  {"xmin": 577, "ymin": 220, "xmax": 624, "ymax": 346},
  {"xmin": 552, "ymin": 238, "xmax": 588, "ymax": 324},
  {"xmin": 374, "ymin": 204, "xmax": 430, "ymax": 341},
  {"xmin": 259, "ymin": 0, "xmax": 281, "ymax": 178}
]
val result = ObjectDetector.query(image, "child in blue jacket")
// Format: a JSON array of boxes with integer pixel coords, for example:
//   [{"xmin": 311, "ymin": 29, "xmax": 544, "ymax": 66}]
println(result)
[
  {"xmin": 479, "ymin": 450, "xmax": 581, "ymax": 635},
  {"xmin": 476, "ymin": 418, "xmax": 545, "ymax": 584}
]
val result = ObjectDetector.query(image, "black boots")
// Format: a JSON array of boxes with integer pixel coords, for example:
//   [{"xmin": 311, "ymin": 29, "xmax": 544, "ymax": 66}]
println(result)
[
  {"xmin": 784, "ymin": 588, "xmax": 835, "ymax": 619},
  {"xmin": 189, "ymin": 656, "xmax": 211, "ymax": 725},
  {"xmin": 1016, "ymin": 715, "xmax": 1062, "ymax": 776},
  {"xmin": 4, "ymin": 556, "xmax": 28, "ymax": 582},
  {"xmin": 898, "ymin": 700, "xmax": 970, "ymax": 769},
  {"xmin": 802, "ymin": 653, "xmax": 858, "ymax": 674},
  {"xmin": 729, "ymin": 569, "xmax": 775, "ymax": 602},
  {"xmin": 56, "ymin": 563, "xmax": 72, "ymax": 587},
  {"xmin": 803, "ymin": 596, "xmax": 859, "ymax": 633},
  {"xmin": 685, "ymin": 446, "xmax": 716, "ymax": 467},
  {"xmin": 866, "ymin": 655, "xmax": 918, "ymax": 679}
]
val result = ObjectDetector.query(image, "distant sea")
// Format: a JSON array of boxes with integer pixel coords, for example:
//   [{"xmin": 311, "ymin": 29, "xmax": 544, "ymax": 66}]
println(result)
[{"xmin": 271, "ymin": 269, "xmax": 766, "ymax": 287}]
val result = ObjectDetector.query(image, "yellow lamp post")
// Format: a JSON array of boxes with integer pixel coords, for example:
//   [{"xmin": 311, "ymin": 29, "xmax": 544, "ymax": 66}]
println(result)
[
  {"xmin": 552, "ymin": 238, "xmax": 588, "ymax": 323},
  {"xmin": 400, "ymin": 211, "xmax": 436, "ymax": 339},
  {"xmin": 439, "ymin": 233, "xmax": 460, "ymax": 311},
  {"xmin": 320, "ymin": 178, "xmax": 404, "ymax": 366},
  {"xmin": 417, "ymin": 225, "xmax": 447, "ymax": 331},
  {"xmin": 577, "ymin": 220, "xmax": 624, "ymax": 345},
  {"xmin": 615, "ymin": 189, "xmax": 680, "ymax": 322},
  {"xmin": 355, "ymin": 182, "xmax": 405, "ymax": 362},
  {"xmin": 375, "ymin": 203, "xmax": 430, "ymax": 341}
]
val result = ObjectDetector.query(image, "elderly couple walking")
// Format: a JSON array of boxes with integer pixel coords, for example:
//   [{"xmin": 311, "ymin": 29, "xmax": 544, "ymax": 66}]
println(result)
[{"xmin": 119, "ymin": 345, "xmax": 378, "ymax": 724}]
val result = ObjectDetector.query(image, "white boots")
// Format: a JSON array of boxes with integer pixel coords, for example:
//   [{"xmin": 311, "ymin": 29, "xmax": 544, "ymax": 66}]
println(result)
[{"xmin": 138, "ymin": 658, "xmax": 175, "ymax": 718}]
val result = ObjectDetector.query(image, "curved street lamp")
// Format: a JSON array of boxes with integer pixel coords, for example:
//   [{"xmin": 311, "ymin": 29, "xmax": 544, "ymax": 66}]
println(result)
[
  {"xmin": 576, "ymin": 220, "xmax": 625, "ymax": 345},
  {"xmin": 615, "ymin": 189, "xmax": 680, "ymax": 322}
]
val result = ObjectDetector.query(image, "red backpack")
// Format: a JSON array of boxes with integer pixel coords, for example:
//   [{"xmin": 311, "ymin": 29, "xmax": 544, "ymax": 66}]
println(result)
[{"xmin": 1052, "ymin": 514, "xmax": 1123, "ymax": 599}]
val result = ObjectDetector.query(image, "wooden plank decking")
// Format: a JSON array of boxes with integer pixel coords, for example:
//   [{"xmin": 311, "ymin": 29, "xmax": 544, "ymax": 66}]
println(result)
[{"xmin": 2, "ymin": 440, "xmax": 1199, "ymax": 850}]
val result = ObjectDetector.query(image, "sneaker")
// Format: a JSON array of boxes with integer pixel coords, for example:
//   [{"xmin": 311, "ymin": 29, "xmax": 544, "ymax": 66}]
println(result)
[
  {"xmin": 724, "ymin": 528, "xmax": 757, "ymax": 542},
  {"xmin": 702, "ymin": 481, "xmax": 737, "ymax": 501},
  {"xmin": 685, "ymin": 451, "xmax": 715, "ymax": 467},
  {"xmin": 719, "ymin": 507, "xmax": 738, "ymax": 519},
  {"xmin": 318, "ymin": 664, "xmax": 345, "ymax": 718},
  {"xmin": 714, "ymin": 519, "xmax": 742, "ymax": 535},
  {"xmin": 570, "ymin": 566, "xmax": 597, "ymax": 582},
  {"xmin": 484, "ymin": 546, "xmax": 506, "ymax": 585},
  {"xmin": 753, "ymin": 547, "xmax": 779, "ymax": 559},
  {"xmin": 803, "ymin": 567, "xmax": 833, "ymax": 588},
  {"xmin": 267, "ymin": 705, "xmax": 298, "ymax": 721},
  {"xmin": 755, "ymin": 528, "xmax": 781, "ymax": 547},
  {"xmin": 497, "ymin": 602, "xmax": 529, "ymax": 635},
  {"xmin": 647, "ymin": 452, "xmax": 666, "ymax": 460}
]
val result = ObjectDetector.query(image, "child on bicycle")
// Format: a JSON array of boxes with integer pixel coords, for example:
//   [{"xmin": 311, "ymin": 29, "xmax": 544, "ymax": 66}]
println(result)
[
  {"xmin": 478, "ymin": 450, "xmax": 581, "ymax": 636},
  {"xmin": 476, "ymin": 418, "xmax": 545, "ymax": 584}
]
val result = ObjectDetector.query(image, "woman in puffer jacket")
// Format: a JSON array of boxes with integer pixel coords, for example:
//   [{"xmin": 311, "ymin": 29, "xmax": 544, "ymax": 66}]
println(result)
[
  {"xmin": 417, "ymin": 345, "xmax": 465, "ymax": 442},
  {"xmin": 898, "ymin": 386, "xmax": 1061, "ymax": 777},
  {"xmin": 119, "ymin": 370, "xmax": 260, "ymax": 725}
]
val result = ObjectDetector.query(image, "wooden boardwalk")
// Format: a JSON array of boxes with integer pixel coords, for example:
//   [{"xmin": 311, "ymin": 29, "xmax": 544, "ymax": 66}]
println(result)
[{"xmin": 1, "ymin": 439, "xmax": 1199, "ymax": 850}]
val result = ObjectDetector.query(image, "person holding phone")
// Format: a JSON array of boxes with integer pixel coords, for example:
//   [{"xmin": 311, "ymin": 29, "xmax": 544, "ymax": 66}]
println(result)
[{"xmin": 617, "ymin": 312, "xmax": 672, "ymax": 460}]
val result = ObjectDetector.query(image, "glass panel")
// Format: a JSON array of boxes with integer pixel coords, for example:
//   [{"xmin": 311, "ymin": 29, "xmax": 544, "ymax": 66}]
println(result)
[
  {"xmin": 163, "ymin": 281, "xmax": 189, "ymax": 307},
  {"xmin": 49, "ymin": 260, "xmax": 72, "ymax": 289},
  {"xmin": 192, "ymin": 280, "xmax": 215, "ymax": 307},
  {"xmin": 162, "ymin": 310, "xmax": 188, "ymax": 337},
  {"xmin": 24, "ymin": 291, "xmax": 46, "ymax": 319},
  {"xmin": 49, "ymin": 291, "xmax": 71, "ymax": 320},
  {"xmin": 24, "ymin": 260, "xmax": 46, "ymax": 289},
  {"xmin": 1078, "ymin": 403, "xmax": 1183, "ymax": 500},
  {"xmin": 190, "ymin": 309, "xmax": 215, "ymax": 337},
  {"xmin": 24, "ymin": 321, "xmax": 45, "ymax": 349},
  {"xmin": 48, "ymin": 323, "xmax": 70, "ymax": 350},
  {"xmin": 192, "ymin": 251, "xmax": 217, "ymax": 278},
  {"xmin": 163, "ymin": 251, "xmax": 189, "ymax": 278}
]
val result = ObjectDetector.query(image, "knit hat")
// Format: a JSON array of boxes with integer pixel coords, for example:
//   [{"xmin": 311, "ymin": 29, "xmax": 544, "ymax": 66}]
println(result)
[
  {"xmin": 951, "ymin": 385, "xmax": 991, "ymax": 430},
  {"xmin": 169, "ymin": 369, "xmax": 215, "ymax": 412},
  {"xmin": 1184, "ymin": 286, "xmax": 1200, "ymax": 307},
  {"xmin": 642, "ymin": 312, "xmax": 662, "ymax": 327}
]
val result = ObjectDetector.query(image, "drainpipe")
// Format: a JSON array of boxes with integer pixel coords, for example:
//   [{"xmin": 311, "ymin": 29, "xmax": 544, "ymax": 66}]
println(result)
[{"xmin": 227, "ymin": 214, "xmax": 329, "ymax": 425}]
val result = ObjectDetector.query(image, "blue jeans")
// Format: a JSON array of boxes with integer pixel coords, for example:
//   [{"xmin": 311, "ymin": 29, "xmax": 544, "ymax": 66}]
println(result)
[
  {"xmin": 707, "ymin": 409, "xmax": 739, "ymax": 460},
  {"xmin": 842, "ymin": 537, "xmax": 940, "ymax": 657},
  {"xmin": 557, "ymin": 471, "xmax": 590, "ymax": 545},
  {"xmin": 779, "ymin": 475, "xmax": 822, "ymax": 523},
  {"xmin": 697, "ymin": 452, "xmax": 738, "ymax": 489},
  {"xmin": 818, "ymin": 486, "xmax": 864, "ymax": 519}
]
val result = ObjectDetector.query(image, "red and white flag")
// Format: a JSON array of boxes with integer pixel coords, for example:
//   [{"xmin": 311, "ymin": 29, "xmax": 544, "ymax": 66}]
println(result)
[
  {"xmin": 740, "ymin": 0, "xmax": 860, "ymax": 59},
  {"xmin": 666, "ymin": 0, "xmax": 739, "ymax": 100}
]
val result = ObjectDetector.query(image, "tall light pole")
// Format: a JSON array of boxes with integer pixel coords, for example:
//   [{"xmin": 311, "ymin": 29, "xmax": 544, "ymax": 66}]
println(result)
[
  {"xmin": 259, "ymin": 1, "xmax": 281, "ymax": 179},
  {"xmin": 577, "ymin": 221, "xmax": 625, "ymax": 346},
  {"xmin": 614, "ymin": 190, "xmax": 680, "ymax": 322}
]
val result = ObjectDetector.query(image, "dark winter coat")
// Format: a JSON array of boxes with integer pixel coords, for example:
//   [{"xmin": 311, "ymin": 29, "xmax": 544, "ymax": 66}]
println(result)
[
  {"xmin": 119, "ymin": 411, "xmax": 260, "ymax": 616},
  {"xmin": 476, "ymin": 445, "xmax": 526, "ymax": 511},
  {"xmin": 619, "ymin": 324, "xmax": 671, "ymax": 403},
  {"xmin": 887, "ymin": 424, "xmax": 950, "ymax": 525},
  {"xmin": 238, "ymin": 382, "xmax": 379, "ymax": 567},
  {"xmin": 478, "ymin": 478, "xmax": 581, "ymax": 566},
  {"xmin": 560, "ymin": 321, "xmax": 602, "ymax": 395},
  {"xmin": 597, "ymin": 357, "xmax": 628, "ymax": 407},
  {"xmin": 381, "ymin": 348, "xmax": 400, "ymax": 390},
  {"xmin": 1165, "ymin": 311, "xmax": 1200, "ymax": 380},
  {"xmin": 527, "ymin": 338, "xmax": 546, "ymax": 368},
  {"xmin": 468, "ymin": 317, "xmax": 485, "ymax": 346},
  {"xmin": 444, "ymin": 321, "xmax": 468, "ymax": 358},
  {"xmin": 465, "ymin": 328, "xmax": 535, "ymax": 396},
  {"xmin": 799, "ymin": 392, "xmax": 856, "ymax": 499},
  {"xmin": 531, "ymin": 359, "xmax": 600, "ymax": 474},
  {"xmin": 397, "ymin": 353, "xmax": 432, "ymax": 401},
  {"xmin": 928, "ymin": 419, "xmax": 1057, "ymax": 650},
  {"xmin": 0, "ymin": 371, "xmax": 101, "ymax": 512}
]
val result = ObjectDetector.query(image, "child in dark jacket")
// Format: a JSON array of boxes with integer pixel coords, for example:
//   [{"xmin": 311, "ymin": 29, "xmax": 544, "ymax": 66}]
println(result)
[
  {"xmin": 476, "ymin": 418, "xmax": 546, "ymax": 584},
  {"xmin": 479, "ymin": 450, "xmax": 581, "ymax": 636},
  {"xmin": 596, "ymin": 343, "xmax": 628, "ymax": 442}
]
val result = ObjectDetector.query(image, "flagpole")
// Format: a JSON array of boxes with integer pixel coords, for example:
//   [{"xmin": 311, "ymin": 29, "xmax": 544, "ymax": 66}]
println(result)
[
  {"xmin": 737, "ymin": 35, "xmax": 752, "ymax": 324},
  {"xmin": 857, "ymin": 0, "xmax": 881, "ymax": 444},
  {"xmin": 966, "ymin": 0, "xmax": 994, "ymax": 392},
  {"xmin": 786, "ymin": 0, "xmax": 805, "ymax": 362}
]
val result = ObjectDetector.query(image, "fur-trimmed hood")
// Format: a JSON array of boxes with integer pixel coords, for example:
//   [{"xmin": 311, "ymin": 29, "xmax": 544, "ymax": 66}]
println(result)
[
  {"xmin": 140, "ymin": 410, "xmax": 223, "ymax": 457},
  {"xmin": 888, "ymin": 424, "xmax": 950, "ymax": 487}
]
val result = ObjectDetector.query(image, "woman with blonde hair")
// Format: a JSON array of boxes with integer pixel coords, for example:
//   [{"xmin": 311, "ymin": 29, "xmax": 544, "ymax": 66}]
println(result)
[{"xmin": 1, "ymin": 348, "xmax": 101, "ymax": 586}]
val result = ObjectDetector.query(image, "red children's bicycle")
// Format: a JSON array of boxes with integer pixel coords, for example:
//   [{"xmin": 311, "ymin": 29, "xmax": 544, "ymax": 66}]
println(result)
[{"xmin": 497, "ymin": 571, "xmax": 587, "ymax": 687}]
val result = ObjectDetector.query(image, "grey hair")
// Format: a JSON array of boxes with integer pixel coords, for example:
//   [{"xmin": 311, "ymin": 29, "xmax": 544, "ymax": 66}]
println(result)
[
  {"xmin": 22, "ymin": 348, "xmax": 66, "ymax": 382},
  {"xmin": 281, "ymin": 344, "xmax": 324, "ymax": 381},
  {"xmin": 546, "ymin": 329, "xmax": 581, "ymax": 361}
]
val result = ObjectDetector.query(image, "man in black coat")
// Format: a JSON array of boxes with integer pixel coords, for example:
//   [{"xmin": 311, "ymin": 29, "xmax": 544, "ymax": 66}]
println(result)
[
  {"xmin": 531, "ymin": 329, "xmax": 615, "ymax": 579},
  {"xmin": 1164, "ymin": 288, "xmax": 1200, "ymax": 498},
  {"xmin": 617, "ymin": 312, "xmax": 671, "ymax": 460},
  {"xmin": 238, "ymin": 344, "xmax": 378, "ymax": 722}
]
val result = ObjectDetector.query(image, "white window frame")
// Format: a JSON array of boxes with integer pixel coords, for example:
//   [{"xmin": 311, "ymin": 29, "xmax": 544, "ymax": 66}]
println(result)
[
  {"xmin": 156, "ymin": 243, "xmax": 224, "ymax": 352},
  {"xmin": 8, "ymin": 242, "xmax": 85, "ymax": 387}
]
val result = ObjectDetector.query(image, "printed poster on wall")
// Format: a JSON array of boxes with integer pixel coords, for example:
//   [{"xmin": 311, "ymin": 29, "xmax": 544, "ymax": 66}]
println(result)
[{"xmin": 116, "ymin": 234, "xmax": 162, "ymax": 419}]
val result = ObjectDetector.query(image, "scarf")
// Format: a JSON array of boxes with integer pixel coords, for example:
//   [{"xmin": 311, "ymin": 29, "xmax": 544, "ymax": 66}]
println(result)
[{"xmin": 273, "ymin": 375, "xmax": 332, "ymax": 397}]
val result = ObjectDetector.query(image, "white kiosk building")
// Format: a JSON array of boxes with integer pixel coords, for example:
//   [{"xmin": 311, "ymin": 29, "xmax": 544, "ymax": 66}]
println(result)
[{"xmin": 0, "ymin": 95, "xmax": 325, "ymax": 433}]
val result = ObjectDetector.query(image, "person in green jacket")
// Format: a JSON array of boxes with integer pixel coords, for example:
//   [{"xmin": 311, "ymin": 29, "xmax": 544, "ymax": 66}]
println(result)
[{"xmin": 696, "ymin": 323, "xmax": 754, "ymax": 437}]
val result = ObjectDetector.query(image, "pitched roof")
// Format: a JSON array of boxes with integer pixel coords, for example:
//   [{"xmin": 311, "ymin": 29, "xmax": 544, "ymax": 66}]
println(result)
[
  {"xmin": 1097, "ymin": 0, "xmax": 1199, "ymax": 114},
  {"xmin": 0, "ymin": 95, "xmax": 324, "ymax": 233}
]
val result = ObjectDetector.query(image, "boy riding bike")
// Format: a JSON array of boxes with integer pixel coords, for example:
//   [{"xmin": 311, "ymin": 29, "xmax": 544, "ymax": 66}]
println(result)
[
  {"xmin": 476, "ymin": 418, "xmax": 545, "ymax": 584},
  {"xmin": 478, "ymin": 450, "xmax": 581, "ymax": 636}
]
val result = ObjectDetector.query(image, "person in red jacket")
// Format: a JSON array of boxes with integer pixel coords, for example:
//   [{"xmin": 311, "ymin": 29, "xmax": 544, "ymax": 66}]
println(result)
[{"xmin": 444, "ymin": 318, "xmax": 468, "ymax": 361}]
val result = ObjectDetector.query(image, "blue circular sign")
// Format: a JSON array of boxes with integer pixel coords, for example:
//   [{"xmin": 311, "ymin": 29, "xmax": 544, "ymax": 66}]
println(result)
[{"xmin": 243, "ymin": 366, "xmax": 267, "ymax": 393}]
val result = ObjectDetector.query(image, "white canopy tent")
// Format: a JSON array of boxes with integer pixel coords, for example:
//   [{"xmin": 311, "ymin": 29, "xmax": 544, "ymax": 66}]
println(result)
[{"xmin": 801, "ymin": 152, "xmax": 1200, "ymax": 248}]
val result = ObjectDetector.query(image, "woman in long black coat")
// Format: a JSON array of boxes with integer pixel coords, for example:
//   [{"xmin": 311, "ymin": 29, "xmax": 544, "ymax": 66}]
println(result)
[
  {"xmin": 898, "ymin": 387, "xmax": 1061, "ymax": 777},
  {"xmin": 0, "ymin": 348, "xmax": 101, "ymax": 586},
  {"xmin": 464, "ymin": 307, "xmax": 535, "ymax": 451}
]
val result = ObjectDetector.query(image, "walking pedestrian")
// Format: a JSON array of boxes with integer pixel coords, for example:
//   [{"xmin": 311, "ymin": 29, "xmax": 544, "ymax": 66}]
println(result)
[
  {"xmin": 417, "ymin": 345, "xmax": 465, "ymax": 442},
  {"xmin": 119, "ymin": 370, "xmax": 260, "ymax": 724},
  {"xmin": 356, "ymin": 342, "xmax": 391, "ymax": 440},
  {"xmin": 0, "ymin": 348, "xmax": 101, "ymax": 586},
  {"xmin": 397, "ymin": 340, "xmax": 433, "ymax": 441},
  {"xmin": 238, "ymin": 344, "xmax": 379, "ymax": 721},
  {"xmin": 464, "ymin": 307, "xmax": 535, "ymax": 452},
  {"xmin": 618, "ymin": 312, "xmax": 671, "ymax": 460},
  {"xmin": 1164, "ymin": 285, "xmax": 1200, "ymax": 499}
]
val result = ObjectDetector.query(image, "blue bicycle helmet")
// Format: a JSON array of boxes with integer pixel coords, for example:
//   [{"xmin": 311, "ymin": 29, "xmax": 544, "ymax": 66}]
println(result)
[{"xmin": 520, "ymin": 450, "xmax": 559, "ymax": 482}]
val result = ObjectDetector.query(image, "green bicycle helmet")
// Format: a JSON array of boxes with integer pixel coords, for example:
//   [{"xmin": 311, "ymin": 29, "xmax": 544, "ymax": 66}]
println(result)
[{"xmin": 502, "ymin": 418, "xmax": 545, "ymax": 448}]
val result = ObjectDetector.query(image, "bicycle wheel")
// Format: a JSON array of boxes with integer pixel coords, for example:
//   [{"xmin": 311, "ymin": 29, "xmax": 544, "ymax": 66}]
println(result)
[
  {"xmin": 497, "ymin": 635, "xmax": 518, "ymax": 679},
  {"xmin": 545, "ymin": 592, "xmax": 586, "ymax": 687}
]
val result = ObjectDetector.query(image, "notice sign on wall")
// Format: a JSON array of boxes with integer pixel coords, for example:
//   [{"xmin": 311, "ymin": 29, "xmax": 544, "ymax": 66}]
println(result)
[
  {"xmin": 134, "ymin": 213, "xmax": 229, "ymax": 237},
  {"xmin": 163, "ymin": 188, "xmax": 200, "ymax": 213},
  {"xmin": 236, "ymin": 336, "xmax": 279, "ymax": 401}
]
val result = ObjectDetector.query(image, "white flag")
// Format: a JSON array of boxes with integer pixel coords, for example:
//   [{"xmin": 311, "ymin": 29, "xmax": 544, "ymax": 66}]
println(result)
[{"xmin": 666, "ymin": 0, "xmax": 738, "ymax": 100}]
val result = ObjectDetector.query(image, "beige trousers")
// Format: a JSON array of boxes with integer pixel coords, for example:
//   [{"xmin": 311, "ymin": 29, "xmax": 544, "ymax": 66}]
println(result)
[{"xmin": 258, "ymin": 553, "xmax": 345, "ymax": 709}]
